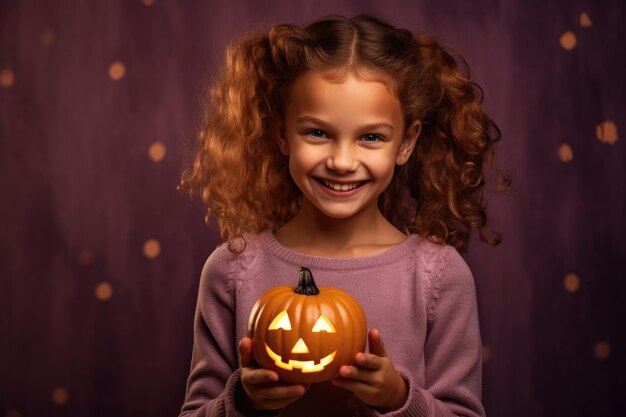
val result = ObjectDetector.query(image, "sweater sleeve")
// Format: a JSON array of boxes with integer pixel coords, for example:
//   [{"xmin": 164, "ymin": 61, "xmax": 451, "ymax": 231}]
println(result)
[
  {"xmin": 178, "ymin": 245, "xmax": 248, "ymax": 417},
  {"xmin": 356, "ymin": 245, "xmax": 486, "ymax": 417}
]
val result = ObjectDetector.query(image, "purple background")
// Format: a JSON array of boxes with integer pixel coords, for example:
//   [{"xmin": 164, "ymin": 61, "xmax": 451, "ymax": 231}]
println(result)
[{"xmin": 1, "ymin": 0, "xmax": 625, "ymax": 416}]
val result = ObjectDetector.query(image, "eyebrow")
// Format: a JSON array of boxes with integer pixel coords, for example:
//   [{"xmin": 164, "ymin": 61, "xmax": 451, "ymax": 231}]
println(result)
[{"xmin": 295, "ymin": 115, "xmax": 394, "ymax": 132}]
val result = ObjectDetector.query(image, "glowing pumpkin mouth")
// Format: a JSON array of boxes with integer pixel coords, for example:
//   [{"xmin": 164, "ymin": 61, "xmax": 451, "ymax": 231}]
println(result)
[{"xmin": 265, "ymin": 344, "xmax": 337, "ymax": 373}]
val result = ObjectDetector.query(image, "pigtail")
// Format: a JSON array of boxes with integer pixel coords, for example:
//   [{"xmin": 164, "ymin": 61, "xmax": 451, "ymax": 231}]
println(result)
[
  {"xmin": 268, "ymin": 24, "xmax": 309, "ymax": 74},
  {"xmin": 178, "ymin": 29, "xmax": 302, "ymax": 246},
  {"xmin": 403, "ymin": 35, "xmax": 510, "ymax": 252}
]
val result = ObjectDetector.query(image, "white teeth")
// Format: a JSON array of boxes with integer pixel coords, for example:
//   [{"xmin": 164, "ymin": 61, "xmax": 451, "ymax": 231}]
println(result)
[{"xmin": 322, "ymin": 180, "xmax": 360, "ymax": 191}]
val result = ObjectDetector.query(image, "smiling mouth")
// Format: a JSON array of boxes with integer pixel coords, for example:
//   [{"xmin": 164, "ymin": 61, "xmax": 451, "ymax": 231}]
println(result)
[
  {"xmin": 314, "ymin": 177, "xmax": 367, "ymax": 191},
  {"xmin": 265, "ymin": 344, "xmax": 337, "ymax": 373}
]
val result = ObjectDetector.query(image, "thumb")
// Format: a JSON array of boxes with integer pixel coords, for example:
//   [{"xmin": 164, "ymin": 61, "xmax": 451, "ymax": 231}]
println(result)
[
  {"xmin": 239, "ymin": 337, "xmax": 254, "ymax": 368},
  {"xmin": 368, "ymin": 328, "xmax": 387, "ymax": 357}
]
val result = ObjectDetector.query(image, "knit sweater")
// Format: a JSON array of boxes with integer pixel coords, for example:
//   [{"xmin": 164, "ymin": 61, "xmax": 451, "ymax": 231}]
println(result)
[{"xmin": 179, "ymin": 230, "xmax": 485, "ymax": 417}]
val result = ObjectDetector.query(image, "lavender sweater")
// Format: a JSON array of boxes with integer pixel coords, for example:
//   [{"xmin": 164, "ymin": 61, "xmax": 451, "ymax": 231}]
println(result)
[{"xmin": 179, "ymin": 230, "xmax": 485, "ymax": 417}]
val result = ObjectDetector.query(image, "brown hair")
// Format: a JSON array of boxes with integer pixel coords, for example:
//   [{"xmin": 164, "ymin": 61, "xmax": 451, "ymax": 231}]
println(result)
[{"xmin": 178, "ymin": 14, "xmax": 510, "ymax": 252}]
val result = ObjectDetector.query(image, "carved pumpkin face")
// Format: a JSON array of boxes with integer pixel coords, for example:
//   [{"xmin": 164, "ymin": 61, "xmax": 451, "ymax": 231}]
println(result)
[{"xmin": 248, "ymin": 267, "xmax": 367, "ymax": 384}]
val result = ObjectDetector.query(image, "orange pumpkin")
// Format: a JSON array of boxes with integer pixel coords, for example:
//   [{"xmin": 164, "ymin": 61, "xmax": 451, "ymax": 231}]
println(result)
[{"xmin": 248, "ymin": 267, "xmax": 367, "ymax": 384}]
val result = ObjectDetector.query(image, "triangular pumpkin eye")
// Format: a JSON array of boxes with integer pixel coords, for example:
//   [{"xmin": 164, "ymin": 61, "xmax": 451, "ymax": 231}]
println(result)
[
  {"xmin": 312, "ymin": 314, "xmax": 336, "ymax": 333},
  {"xmin": 268, "ymin": 310, "xmax": 292, "ymax": 330}
]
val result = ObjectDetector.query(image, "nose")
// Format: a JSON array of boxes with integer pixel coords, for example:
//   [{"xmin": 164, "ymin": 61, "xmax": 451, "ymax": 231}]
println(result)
[
  {"xmin": 291, "ymin": 338, "xmax": 310, "ymax": 354},
  {"xmin": 326, "ymin": 142, "xmax": 358, "ymax": 173}
]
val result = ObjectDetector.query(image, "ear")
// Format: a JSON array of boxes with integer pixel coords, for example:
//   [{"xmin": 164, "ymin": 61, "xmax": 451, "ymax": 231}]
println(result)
[
  {"xmin": 277, "ymin": 136, "xmax": 290, "ymax": 156},
  {"xmin": 395, "ymin": 120, "xmax": 421, "ymax": 165},
  {"xmin": 275, "ymin": 120, "xmax": 290, "ymax": 156}
]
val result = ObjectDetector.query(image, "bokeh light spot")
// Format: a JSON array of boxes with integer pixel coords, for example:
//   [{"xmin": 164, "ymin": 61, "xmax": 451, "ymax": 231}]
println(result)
[
  {"xmin": 564, "ymin": 273, "xmax": 580, "ymax": 293},
  {"xmin": 148, "ymin": 142, "xmax": 167, "ymax": 162},
  {"xmin": 78, "ymin": 249, "xmax": 94, "ymax": 266},
  {"xmin": 51, "ymin": 387, "xmax": 69, "ymax": 405},
  {"xmin": 142, "ymin": 0, "xmax": 156, "ymax": 5},
  {"xmin": 95, "ymin": 282, "xmax": 113, "ymax": 301},
  {"xmin": 560, "ymin": 30, "xmax": 577, "ymax": 50},
  {"xmin": 594, "ymin": 341, "xmax": 610, "ymax": 360},
  {"xmin": 481, "ymin": 345, "xmax": 492, "ymax": 363},
  {"xmin": 40, "ymin": 29, "xmax": 56, "ymax": 46},
  {"xmin": 579, "ymin": 12, "xmax": 592, "ymax": 27},
  {"xmin": 595, "ymin": 120, "xmax": 619, "ymax": 145},
  {"xmin": 557, "ymin": 143, "xmax": 574, "ymax": 162},
  {"xmin": 1, "ymin": 68, "xmax": 15, "ymax": 88},
  {"xmin": 143, "ymin": 239, "xmax": 161, "ymax": 258},
  {"xmin": 108, "ymin": 61, "xmax": 126, "ymax": 81}
]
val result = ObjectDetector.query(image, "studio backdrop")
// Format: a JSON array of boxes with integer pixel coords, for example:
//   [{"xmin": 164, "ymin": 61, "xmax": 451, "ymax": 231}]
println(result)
[{"xmin": 1, "ymin": 0, "xmax": 624, "ymax": 416}]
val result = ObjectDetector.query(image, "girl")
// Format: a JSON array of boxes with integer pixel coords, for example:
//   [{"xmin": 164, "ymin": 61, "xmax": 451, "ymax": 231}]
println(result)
[{"xmin": 178, "ymin": 14, "xmax": 508, "ymax": 417}]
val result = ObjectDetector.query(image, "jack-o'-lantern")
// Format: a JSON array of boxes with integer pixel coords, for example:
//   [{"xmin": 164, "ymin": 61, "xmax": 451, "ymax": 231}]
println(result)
[{"xmin": 248, "ymin": 267, "xmax": 367, "ymax": 384}]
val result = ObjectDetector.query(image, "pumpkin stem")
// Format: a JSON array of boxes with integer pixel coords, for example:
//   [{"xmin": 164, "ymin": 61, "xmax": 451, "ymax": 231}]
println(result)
[{"xmin": 295, "ymin": 267, "xmax": 320, "ymax": 295}]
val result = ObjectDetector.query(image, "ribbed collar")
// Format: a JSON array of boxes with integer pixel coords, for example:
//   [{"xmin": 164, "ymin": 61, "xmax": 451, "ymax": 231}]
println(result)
[{"xmin": 257, "ymin": 230, "xmax": 421, "ymax": 271}]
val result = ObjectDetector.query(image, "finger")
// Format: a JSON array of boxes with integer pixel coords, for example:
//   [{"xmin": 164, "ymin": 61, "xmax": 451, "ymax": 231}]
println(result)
[
  {"xmin": 354, "ymin": 352, "xmax": 384, "ymax": 371},
  {"xmin": 338, "ymin": 363, "xmax": 378, "ymax": 382},
  {"xmin": 242, "ymin": 368, "xmax": 279, "ymax": 385},
  {"xmin": 331, "ymin": 376, "xmax": 376, "ymax": 396},
  {"xmin": 239, "ymin": 337, "xmax": 254, "ymax": 368},
  {"xmin": 368, "ymin": 329, "xmax": 387, "ymax": 357}
]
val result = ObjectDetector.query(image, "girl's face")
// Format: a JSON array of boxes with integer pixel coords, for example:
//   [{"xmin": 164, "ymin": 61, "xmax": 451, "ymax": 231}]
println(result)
[{"xmin": 279, "ymin": 70, "xmax": 420, "ymax": 221}]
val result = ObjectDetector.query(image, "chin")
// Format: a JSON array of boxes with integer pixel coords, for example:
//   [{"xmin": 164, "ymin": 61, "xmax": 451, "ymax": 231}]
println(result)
[{"xmin": 315, "ymin": 207, "xmax": 363, "ymax": 220}]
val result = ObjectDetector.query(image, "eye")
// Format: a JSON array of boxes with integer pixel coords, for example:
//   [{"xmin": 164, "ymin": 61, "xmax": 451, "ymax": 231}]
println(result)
[
  {"xmin": 361, "ymin": 133, "xmax": 383, "ymax": 142},
  {"xmin": 306, "ymin": 129, "xmax": 328, "ymax": 138},
  {"xmin": 268, "ymin": 310, "xmax": 292, "ymax": 330},
  {"xmin": 312, "ymin": 314, "xmax": 336, "ymax": 333}
]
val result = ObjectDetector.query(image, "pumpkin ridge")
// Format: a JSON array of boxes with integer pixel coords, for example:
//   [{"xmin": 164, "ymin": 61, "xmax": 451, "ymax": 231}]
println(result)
[
  {"xmin": 312, "ymin": 294, "xmax": 322, "ymax": 358},
  {"xmin": 337, "ymin": 290, "xmax": 366, "ymax": 351},
  {"xmin": 279, "ymin": 290, "xmax": 299, "ymax": 359},
  {"xmin": 265, "ymin": 289, "xmax": 291, "ymax": 360},
  {"xmin": 331, "ymin": 297, "xmax": 352, "ymax": 351}
]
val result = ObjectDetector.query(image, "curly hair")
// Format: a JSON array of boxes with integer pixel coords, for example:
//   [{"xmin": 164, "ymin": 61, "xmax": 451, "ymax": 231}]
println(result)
[{"xmin": 178, "ymin": 14, "xmax": 510, "ymax": 253}]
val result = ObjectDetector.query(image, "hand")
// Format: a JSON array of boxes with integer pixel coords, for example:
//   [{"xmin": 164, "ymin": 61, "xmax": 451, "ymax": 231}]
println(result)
[
  {"xmin": 331, "ymin": 329, "xmax": 408, "ymax": 412},
  {"xmin": 238, "ymin": 337, "xmax": 309, "ymax": 411}
]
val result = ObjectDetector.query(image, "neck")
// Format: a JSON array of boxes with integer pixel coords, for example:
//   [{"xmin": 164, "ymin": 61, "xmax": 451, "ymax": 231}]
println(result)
[{"xmin": 275, "ymin": 199, "xmax": 405, "ymax": 255}]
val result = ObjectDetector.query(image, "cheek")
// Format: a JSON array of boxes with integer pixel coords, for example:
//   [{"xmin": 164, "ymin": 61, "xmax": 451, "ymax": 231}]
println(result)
[
  {"xmin": 289, "ymin": 146, "xmax": 323, "ymax": 178},
  {"xmin": 288, "ymin": 157, "xmax": 306, "ymax": 191},
  {"xmin": 367, "ymin": 153, "xmax": 397, "ymax": 181}
]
